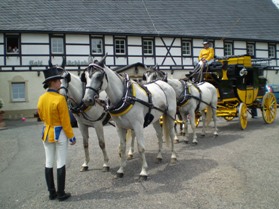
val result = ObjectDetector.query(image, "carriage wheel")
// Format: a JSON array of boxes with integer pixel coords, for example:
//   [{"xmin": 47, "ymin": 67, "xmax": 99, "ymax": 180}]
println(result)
[
  {"xmin": 262, "ymin": 92, "xmax": 277, "ymax": 124},
  {"xmin": 239, "ymin": 103, "xmax": 248, "ymax": 130},
  {"xmin": 224, "ymin": 116, "xmax": 234, "ymax": 121}
]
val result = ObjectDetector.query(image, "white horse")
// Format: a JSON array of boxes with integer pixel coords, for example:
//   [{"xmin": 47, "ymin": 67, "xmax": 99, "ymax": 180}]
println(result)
[
  {"xmin": 82, "ymin": 55, "xmax": 177, "ymax": 180},
  {"xmin": 56, "ymin": 61, "xmax": 111, "ymax": 172},
  {"xmin": 144, "ymin": 68, "xmax": 218, "ymax": 144}
]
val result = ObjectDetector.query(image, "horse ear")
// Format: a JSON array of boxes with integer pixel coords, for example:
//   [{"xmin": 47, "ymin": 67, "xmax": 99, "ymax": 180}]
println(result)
[
  {"xmin": 98, "ymin": 53, "xmax": 108, "ymax": 67},
  {"xmin": 88, "ymin": 56, "xmax": 94, "ymax": 64},
  {"xmin": 48, "ymin": 59, "xmax": 53, "ymax": 68},
  {"xmin": 61, "ymin": 57, "xmax": 66, "ymax": 69},
  {"xmin": 80, "ymin": 72, "xmax": 86, "ymax": 83},
  {"xmin": 65, "ymin": 72, "xmax": 71, "ymax": 83},
  {"xmin": 142, "ymin": 74, "xmax": 146, "ymax": 81}
]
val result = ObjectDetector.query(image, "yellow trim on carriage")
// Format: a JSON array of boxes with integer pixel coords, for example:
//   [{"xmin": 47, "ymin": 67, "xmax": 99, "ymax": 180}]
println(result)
[{"xmin": 109, "ymin": 83, "xmax": 136, "ymax": 117}]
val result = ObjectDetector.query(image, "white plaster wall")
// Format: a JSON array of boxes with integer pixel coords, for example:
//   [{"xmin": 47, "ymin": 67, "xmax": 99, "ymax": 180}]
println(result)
[
  {"xmin": 21, "ymin": 33, "xmax": 48, "ymax": 43},
  {"xmin": 143, "ymin": 57, "xmax": 155, "ymax": 66},
  {"xmin": 128, "ymin": 56, "xmax": 143, "ymax": 64},
  {"xmin": 128, "ymin": 46, "xmax": 142, "ymax": 56},
  {"xmin": 21, "ymin": 45, "xmax": 49, "ymax": 54},
  {"xmin": 66, "ymin": 45, "xmax": 90, "ymax": 55},
  {"xmin": 66, "ymin": 34, "xmax": 89, "ymax": 43},
  {"xmin": 22, "ymin": 56, "xmax": 49, "ymax": 66},
  {"xmin": 235, "ymin": 49, "xmax": 247, "ymax": 55},
  {"xmin": 127, "ymin": 36, "xmax": 141, "ymax": 45},
  {"xmin": 256, "ymin": 42, "xmax": 268, "ymax": 50},
  {"xmin": 234, "ymin": 41, "xmax": 246, "ymax": 48}
]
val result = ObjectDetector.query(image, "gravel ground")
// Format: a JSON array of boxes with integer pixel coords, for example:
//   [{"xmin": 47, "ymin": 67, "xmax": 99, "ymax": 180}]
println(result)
[{"xmin": 0, "ymin": 113, "xmax": 279, "ymax": 209}]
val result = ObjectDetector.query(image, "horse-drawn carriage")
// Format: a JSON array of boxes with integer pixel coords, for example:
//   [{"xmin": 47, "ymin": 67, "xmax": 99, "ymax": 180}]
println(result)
[{"xmin": 202, "ymin": 55, "xmax": 277, "ymax": 129}]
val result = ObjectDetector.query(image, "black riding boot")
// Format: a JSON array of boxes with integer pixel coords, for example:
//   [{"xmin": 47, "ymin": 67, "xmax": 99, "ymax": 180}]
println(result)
[
  {"xmin": 57, "ymin": 165, "xmax": 71, "ymax": 201},
  {"xmin": 45, "ymin": 167, "xmax": 57, "ymax": 200}
]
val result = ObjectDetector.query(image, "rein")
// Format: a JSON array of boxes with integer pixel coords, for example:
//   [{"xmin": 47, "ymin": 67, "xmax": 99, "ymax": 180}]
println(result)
[
  {"xmin": 87, "ymin": 66, "xmax": 176, "ymax": 123},
  {"xmin": 60, "ymin": 71, "xmax": 108, "ymax": 123}
]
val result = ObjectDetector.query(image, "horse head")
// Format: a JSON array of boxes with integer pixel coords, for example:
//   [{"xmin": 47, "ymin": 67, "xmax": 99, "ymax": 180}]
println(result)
[
  {"xmin": 143, "ymin": 65, "xmax": 168, "ymax": 83},
  {"xmin": 59, "ymin": 70, "xmax": 71, "ymax": 97},
  {"xmin": 82, "ymin": 54, "xmax": 108, "ymax": 106}
]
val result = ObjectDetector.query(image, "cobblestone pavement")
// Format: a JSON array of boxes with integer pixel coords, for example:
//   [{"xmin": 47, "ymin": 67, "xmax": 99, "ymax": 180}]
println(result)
[{"xmin": 0, "ymin": 113, "xmax": 279, "ymax": 209}]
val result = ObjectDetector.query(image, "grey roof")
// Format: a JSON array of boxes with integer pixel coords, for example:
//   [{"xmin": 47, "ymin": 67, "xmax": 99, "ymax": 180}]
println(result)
[{"xmin": 1, "ymin": 0, "xmax": 279, "ymax": 42}]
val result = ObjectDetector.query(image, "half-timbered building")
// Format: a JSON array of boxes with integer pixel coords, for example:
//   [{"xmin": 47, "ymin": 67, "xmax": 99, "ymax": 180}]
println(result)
[{"xmin": 0, "ymin": 0, "xmax": 279, "ymax": 118}]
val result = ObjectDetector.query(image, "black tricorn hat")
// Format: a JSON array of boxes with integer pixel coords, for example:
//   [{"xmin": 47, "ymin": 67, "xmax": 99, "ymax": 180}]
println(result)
[{"xmin": 42, "ymin": 68, "xmax": 64, "ymax": 84}]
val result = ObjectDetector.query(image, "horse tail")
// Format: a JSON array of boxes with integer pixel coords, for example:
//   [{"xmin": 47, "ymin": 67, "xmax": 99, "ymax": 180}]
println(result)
[
  {"xmin": 162, "ymin": 115, "xmax": 170, "ymax": 147},
  {"xmin": 205, "ymin": 106, "xmax": 212, "ymax": 126},
  {"xmin": 126, "ymin": 129, "xmax": 132, "ymax": 142}
]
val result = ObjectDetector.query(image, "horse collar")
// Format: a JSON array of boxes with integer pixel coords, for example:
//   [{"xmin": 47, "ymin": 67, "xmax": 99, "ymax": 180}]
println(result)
[
  {"xmin": 107, "ymin": 74, "xmax": 136, "ymax": 116},
  {"xmin": 177, "ymin": 80, "xmax": 191, "ymax": 107}
]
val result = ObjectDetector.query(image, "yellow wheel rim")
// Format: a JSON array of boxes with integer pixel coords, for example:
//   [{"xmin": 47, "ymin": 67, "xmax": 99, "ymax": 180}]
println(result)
[
  {"xmin": 239, "ymin": 103, "xmax": 248, "ymax": 130},
  {"xmin": 262, "ymin": 92, "xmax": 277, "ymax": 124}
]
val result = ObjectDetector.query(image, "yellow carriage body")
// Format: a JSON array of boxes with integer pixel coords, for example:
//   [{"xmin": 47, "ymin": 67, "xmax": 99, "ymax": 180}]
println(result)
[{"xmin": 203, "ymin": 55, "xmax": 277, "ymax": 129}]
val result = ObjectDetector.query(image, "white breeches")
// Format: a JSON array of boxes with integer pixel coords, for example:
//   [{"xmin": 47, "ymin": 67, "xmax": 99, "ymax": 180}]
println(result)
[{"xmin": 43, "ymin": 130, "xmax": 68, "ymax": 169}]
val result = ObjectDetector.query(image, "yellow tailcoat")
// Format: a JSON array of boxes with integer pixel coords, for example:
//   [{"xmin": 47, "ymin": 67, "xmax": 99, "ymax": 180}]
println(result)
[
  {"xmin": 199, "ymin": 47, "xmax": 214, "ymax": 61},
  {"xmin": 37, "ymin": 90, "xmax": 74, "ymax": 143}
]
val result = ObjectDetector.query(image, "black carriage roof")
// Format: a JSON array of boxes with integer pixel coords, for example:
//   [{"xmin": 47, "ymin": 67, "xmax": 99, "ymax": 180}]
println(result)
[{"xmin": 1, "ymin": 0, "xmax": 279, "ymax": 42}]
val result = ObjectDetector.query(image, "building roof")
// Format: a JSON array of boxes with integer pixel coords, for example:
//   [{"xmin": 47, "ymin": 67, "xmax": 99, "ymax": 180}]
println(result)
[{"xmin": 1, "ymin": 0, "xmax": 279, "ymax": 42}]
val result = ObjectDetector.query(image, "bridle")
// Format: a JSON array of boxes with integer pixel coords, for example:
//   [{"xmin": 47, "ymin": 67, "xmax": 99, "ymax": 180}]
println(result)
[{"xmin": 85, "ymin": 63, "xmax": 108, "ymax": 97}]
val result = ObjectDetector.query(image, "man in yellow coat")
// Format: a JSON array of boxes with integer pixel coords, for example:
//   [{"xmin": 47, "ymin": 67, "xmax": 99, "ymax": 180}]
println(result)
[
  {"xmin": 191, "ymin": 39, "xmax": 215, "ymax": 82},
  {"xmin": 37, "ymin": 66, "xmax": 76, "ymax": 201}
]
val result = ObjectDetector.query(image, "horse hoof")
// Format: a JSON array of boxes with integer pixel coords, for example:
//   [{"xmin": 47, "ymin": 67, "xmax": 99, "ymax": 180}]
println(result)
[
  {"xmin": 156, "ymin": 158, "xmax": 162, "ymax": 164},
  {"xmin": 201, "ymin": 134, "xmax": 205, "ymax": 137},
  {"xmin": 184, "ymin": 141, "xmax": 189, "ymax": 144},
  {"xmin": 174, "ymin": 139, "xmax": 180, "ymax": 144},
  {"xmin": 102, "ymin": 166, "xmax": 110, "ymax": 172},
  {"xmin": 192, "ymin": 142, "xmax": 198, "ymax": 145},
  {"xmin": 214, "ymin": 134, "xmax": 218, "ymax": 137},
  {"xmin": 171, "ymin": 158, "xmax": 177, "ymax": 164},
  {"xmin": 80, "ymin": 166, "xmax": 89, "ymax": 172},
  {"xmin": 139, "ymin": 175, "xmax": 148, "ymax": 181},
  {"xmin": 127, "ymin": 155, "xmax": 133, "ymax": 160},
  {"xmin": 117, "ymin": 173, "xmax": 124, "ymax": 178}
]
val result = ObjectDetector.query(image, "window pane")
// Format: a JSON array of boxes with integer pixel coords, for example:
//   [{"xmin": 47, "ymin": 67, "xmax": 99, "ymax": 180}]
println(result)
[
  {"xmin": 224, "ymin": 43, "xmax": 232, "ymax": 56},
  {"xmin": 143, "ymin": 40, "xmax": 153, "ymax": 55},
  {"xmin": 247, "ymin": 44, "xmax": 254, "ymax": 56},
  {"xmin": 182, "ymin": 41, "xmax": 191, "ymax": 56},
  {"xmin": 6, "ymin": 35, "xmax": 20, "ymax": 54},
  {"xmin": 12, "ymin": 83, "xmax": 26, "ymax": 101},
  {"xmin": 92, "ymin": 38, "xmax": 103, "ymax": 54},
  {"xmin": 51, "ymin": 37, "xmax": 64, "ymax": 54},
  {"xmin": 268, "ymin": 45, "xmax": 275, "ymax": 58},
  {"xmin": 115, "ymin": 39, "xmax": 125, "ymax": 54}
]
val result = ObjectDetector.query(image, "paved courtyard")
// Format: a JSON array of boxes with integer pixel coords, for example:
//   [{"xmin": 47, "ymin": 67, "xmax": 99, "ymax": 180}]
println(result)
[{"xmin": 0, "ymin": 113, "xmax": 279, "ymax": 209}]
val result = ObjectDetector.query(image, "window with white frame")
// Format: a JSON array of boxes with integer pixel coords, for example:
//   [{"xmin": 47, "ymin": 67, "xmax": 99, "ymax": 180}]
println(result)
[
  {"xmin": 91, "ymin": 37, "xmax": 103, "ymax": 54},
  {"xmin": 11, "ymin": 82, "xmax": 26, "ymax": 102},
  {"xmin": 115, "ymin": 38, "xmax": 126, "ymax": 55},
  {"xmin": 182, "ymin": 40, "xmax": 191, "ymax": 56},
  {"xmin": 143, "ymin": 39, "xmax": 154, "ymax": 55},
  {"xmin": 51, "ymin": 37, "xmax": 64, "ymax": 54},
  {"xmin": 268, "ymin": 44, "xmax": 276, "ymax": 58},
  {"xmin": 224, "ymin": 42, "xmax": 233, "ymax": 56},
  {"xmin": 247, "ymin": 43, "xmax": 255, "ymax": 56},
  {"xmin": 6, "ymin": 35, "xmax": 20, "ymax": 54},
  {"xmin": 143, "ymin": 39, "xmax": 154, "ymax": 56}
]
